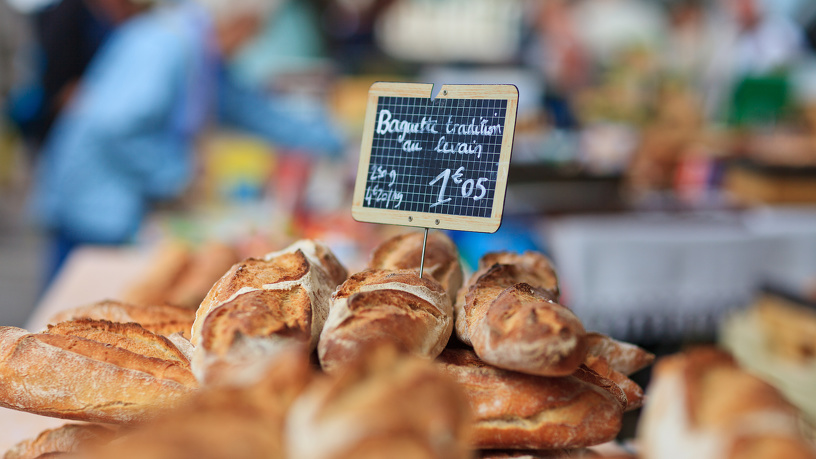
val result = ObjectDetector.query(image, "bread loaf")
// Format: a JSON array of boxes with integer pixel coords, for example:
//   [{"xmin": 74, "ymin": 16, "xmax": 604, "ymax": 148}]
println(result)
[
  {"xmin": 368, "ymin": 231, "xmax": 463, "ymax": 302},
  {"xmin": 457, "ymin": 262, "xmax": 586, "ymax": 376},
  {"xmin": 582, "ymin": 355, "xmax": 643, "ymax": 412},
  {"xmin": 437, "ymin": 348, "xmax": 622, "ymax": 450},
  {"xmin": 0, "ymin": 321, "xmax": 196, "ymax": 423},
  {"xmin": 287, "ymin": 347, "xmax": 471, "ymax": 459},
  {"xmin": 192, "ymin": 239, "xmax": 346, "ymax": 347},
  {"xmin": 49, "ymin": 300, "xmax": 195, "ymax": 339},
  {"xmin": 191, "ymin": 240, "xmax": 345, "ymax": 381},
  {"xmin": 477, "ymin": 450, "xmax": 597, "ymax": 459},
  {"xmin": 638, "ymin": 347, "xmax": 816, "ymax": 459},
  {"xmin": 122, "ymin": 241, "xmax": 192, "ymax": 307},
  {"xmin": 317, "ymin": 269, "xmax": 452, "ymax": 373},
  {"xmin": 4, "ymin": 424, "xmax": 116, "ymax": 459}
]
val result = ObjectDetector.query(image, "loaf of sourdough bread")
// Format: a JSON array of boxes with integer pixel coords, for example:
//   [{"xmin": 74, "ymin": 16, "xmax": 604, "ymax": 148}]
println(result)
[
  {"xmin": 368, "ymin": 231, "xmax": 463, "ymax": 303},
  {"xmin": 0, "ymin": 320, "xmax": 196, "ymax": 423},
  {"xmin": 317, "ymin": 269, "xmax": 452, "ymax": 373}
]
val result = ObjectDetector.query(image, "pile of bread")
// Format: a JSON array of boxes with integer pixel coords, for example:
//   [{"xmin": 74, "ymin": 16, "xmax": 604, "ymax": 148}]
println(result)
[{"xmin": 0, "ymin": 232, "xmax": 812, "ymax": 458}]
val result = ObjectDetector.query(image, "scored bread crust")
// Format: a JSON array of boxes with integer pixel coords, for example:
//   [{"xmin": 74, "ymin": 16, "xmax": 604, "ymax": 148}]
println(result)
[
  {"xmin": 318, "ymin": 269, "xmax": 453, "ymax": 373},
  {"xmin": 192, "ymin": 248, "xmax": 337, "ymax": 348},
  {"xmin": 471, "ymin": 283, "xmax": 586, "ymax": 377},
  {"xmin": 437, "ymin": 348, "xmax": 622, "ymax": 450},
  {"xmin": 476, "ymin": 251, "xmax": 559, "ymax": 299},
  {"xmin": 0, "ymin": 326, "xmax": 196, "ymax": 423},
  {"xmin": 367, "ymin": 232, "xmax": 463, "ymax": 303},
  {"xmin": 48, "ymin": 300, "xmax": 195, "ymax": 339}
]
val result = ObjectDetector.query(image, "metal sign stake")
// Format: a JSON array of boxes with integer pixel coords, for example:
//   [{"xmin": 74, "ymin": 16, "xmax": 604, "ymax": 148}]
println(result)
[{"xmin": 419, "ymin": 227, "xmax": 429, "ymax": 278}]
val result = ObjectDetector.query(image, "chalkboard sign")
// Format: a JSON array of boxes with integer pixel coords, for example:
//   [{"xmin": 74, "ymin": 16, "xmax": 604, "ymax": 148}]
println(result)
[{"xmin": 352, "ymin": 82, "xmax": 518, "ymax": 233}]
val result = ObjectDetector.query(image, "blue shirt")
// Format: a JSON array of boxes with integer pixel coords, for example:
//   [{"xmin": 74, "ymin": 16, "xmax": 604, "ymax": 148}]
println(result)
[{"xmin": 32, "ymin": 2, "xmax": 343, "ymax": 244}]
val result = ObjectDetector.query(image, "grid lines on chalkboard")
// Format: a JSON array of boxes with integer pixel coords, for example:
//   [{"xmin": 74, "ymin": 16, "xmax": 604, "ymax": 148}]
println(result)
[{"xmin": 363, "ymin": 96, "xmax": 508, "ymax": 219}]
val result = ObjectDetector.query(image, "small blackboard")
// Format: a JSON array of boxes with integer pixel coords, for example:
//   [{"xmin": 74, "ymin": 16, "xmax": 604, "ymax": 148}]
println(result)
[{"xmin": 352, "ymin": 82, "xmax": 518, "ymax": 233}]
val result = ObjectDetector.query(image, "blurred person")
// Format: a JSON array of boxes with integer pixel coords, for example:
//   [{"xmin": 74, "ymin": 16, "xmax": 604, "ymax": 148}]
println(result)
[
  {"xmin": 30, "ymin": 0, "xmax": 344, "ymax": 286},
  {"xmin": 8, "ymin": 0, "xmax": 150, "ymax": 149},
  {"xmin": 703, "ymin": 0, "xmax": 805, "ymax": 121}
]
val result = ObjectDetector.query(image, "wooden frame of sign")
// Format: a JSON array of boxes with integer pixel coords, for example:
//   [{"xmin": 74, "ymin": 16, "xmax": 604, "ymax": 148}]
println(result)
[{"xmin": 352, "ymin": 82, "xmax": 518, "ymax": 233}]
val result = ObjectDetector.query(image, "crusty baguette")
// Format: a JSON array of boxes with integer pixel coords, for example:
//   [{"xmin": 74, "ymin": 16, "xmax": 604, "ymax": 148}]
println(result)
[
  {"xmin": 193, "ymin": 288, "xmax": 315, "ymax": 383},
  {"xmin": 317, "ymin": 269, "xmax": 453, "ymax": 373},
  {"xmin": 437, "ymin": 348, "xmax": 623, "ymax": 450},
  {"xmin": 477, "ymin": 449, "xmax": 598, "ymax": 458},
  {"xmin": 48, "ymin": 300, "xmax": 195, "ymax": 339},
  {"xmin": 192, "ymin": 240, "xmax": 345, "ymax": 347},
  {"xmin": 368, "ymin": 231, "xmax": 463, "ymax": 303},
  {"xmin": 638, "ymin": 347, "xmax": 816, "ymax": 459},
  {"xmin": 0, "ymin": 323, "xmax": 196, "ymax": 423},
  {"xmin": 287, "ymin": 347, "xmax": 471, "ymax": 459},
  {"xmin": 4, "ymin": 424, "xmax": 116, "ymax": 459},
  {"xmin": 474, "ymin": 282, "xmax": 586, "ymax": 376}
]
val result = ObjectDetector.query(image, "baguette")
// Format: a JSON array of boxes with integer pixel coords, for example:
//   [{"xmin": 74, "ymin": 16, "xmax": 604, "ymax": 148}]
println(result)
[
  {"xmin": 4, "ymin": 424, "xmax": 116, "ymax": 459},
  {"xmin": 458, "ymin": 264, "xmax": 586, "ymax": 376},
  {"xmin": 191, "ymin": 240, "xmax": 345, "ymax": 382},
  {"xmin": 585, "ymin": 332, "xmax": 654, "ymax": 376},
  {"xmin": 0, "ymin": 322, "xmax": 196, "ymax": 423},
  {"xmin": 437, "ymin": 348, "xmax": 622, "ymax": 450},
  {"xmin": 317, "ymin": 269, "xmax": 452, "ymax": 373},
  {"xmin": 164, "ymin": 241, "xmax": 239, "ymax": 309},
  {"xmin": 192, "ymin": 240, "xmax": 345, "ymax": 347},
  {"xmin": 368, "ymin": 231, "xmax": 463, "ymax": 302},
  {"xmin": 49, "ymin": 300, "xmax": 195, "ymax": 339}
]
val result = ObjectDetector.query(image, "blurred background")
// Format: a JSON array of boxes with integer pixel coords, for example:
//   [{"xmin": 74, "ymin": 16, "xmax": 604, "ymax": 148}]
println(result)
[{"xmin": 1, "ymin": 0, "xmax": 816, "ymax": 411}]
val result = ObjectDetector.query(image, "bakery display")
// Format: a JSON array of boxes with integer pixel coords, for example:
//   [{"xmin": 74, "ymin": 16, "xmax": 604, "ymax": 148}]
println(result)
[
  {"xmin": 0, "ymin": 320, "xmax": 196, "ymax": 423},
  {"xmin": 368, "ymin": 231, "xmax": 464, "ymax": 302},
  {"xmin": 48, "ymin": 299, "xmax": 195, "ymax": 338},
  {"xmin": 318, "ymin": 269, "xmax": 453, "ymax": 373}
]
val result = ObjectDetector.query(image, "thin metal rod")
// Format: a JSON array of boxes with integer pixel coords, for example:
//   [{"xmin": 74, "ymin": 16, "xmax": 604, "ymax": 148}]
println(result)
[{"xmin": 419, "ymin": 228, "xmax": 429, "ymax": 278}]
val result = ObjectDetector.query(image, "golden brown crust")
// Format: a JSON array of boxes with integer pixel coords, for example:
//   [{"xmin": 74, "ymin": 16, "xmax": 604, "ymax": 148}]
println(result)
[
  {"xmin": 585, "ymin": 332, "xmax": 654, "ymax": 376},
  {"xmin": 477, "ymin": 251, "xmax": 559, "ymax": 299},
  {"xmin": 4, "ymin": 424, "xmax": 117, "ymax": 459},
  {"xmin": 318, "ymin": 269, "xmax": 453, "ymax": 374},
  {"xmin": 437, "ymin": 349, "xmax": 623, "ymax": 450},
  {"xmin": 333, "ymin": 269, "xmax": 448, "ymax": 301},
  {"xmin": 49, "ymin": 300, "xmax": 195, "ymax": 339},
  {"xmin": 46, "ymin": 320, "xmax": 189, "ymax": 368},
  {"xmin": 368, "ymin": 232, "xmax": 463, "ymax": 302},
  {"xmin": 0, "ymin": 326, "xmax": 196, "ymax": 423},
  {"xmin": 470, "ymin": 283, "xmax": 586, "ymax": 377},
  {"xmin": 199, "ymin": 288, "xmax": 312, "ymax": 357}
]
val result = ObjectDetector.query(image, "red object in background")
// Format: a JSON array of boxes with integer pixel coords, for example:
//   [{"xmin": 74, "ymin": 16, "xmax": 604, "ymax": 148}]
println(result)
[
  {"xmin": 674, "ymin": 153, "xmax": 721, "ymax": 204},
  {"xmin": 273, "ymin": 152, "xmax": 313, "ymax": 222}
]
